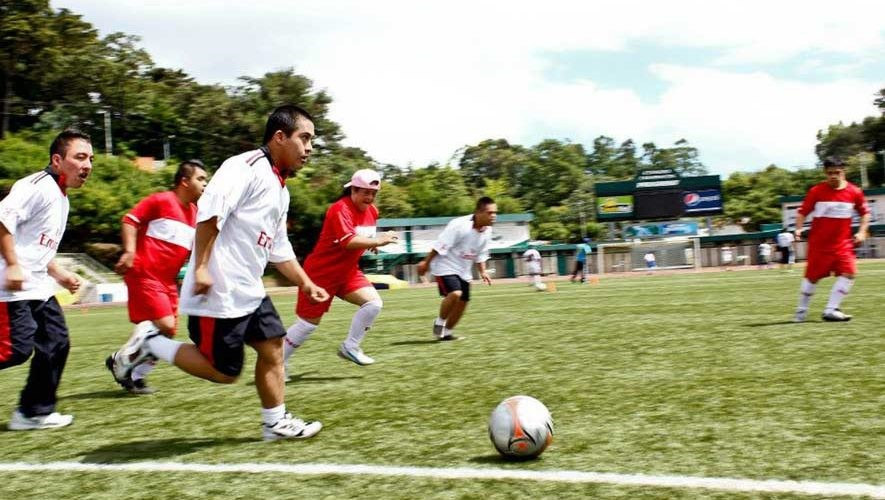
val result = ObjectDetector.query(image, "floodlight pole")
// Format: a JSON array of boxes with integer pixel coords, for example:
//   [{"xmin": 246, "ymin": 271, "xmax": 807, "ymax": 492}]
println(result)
[{"xmin": 98, "ymin": 109, "xmax": 113, "ymax": 156}]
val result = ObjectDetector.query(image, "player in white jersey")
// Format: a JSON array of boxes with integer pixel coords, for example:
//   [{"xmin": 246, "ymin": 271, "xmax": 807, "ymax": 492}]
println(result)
[
  {"xmin": 523, "ymin": 246, "xmax": 543, "ymax": 290},
  {"xmin": 109, "ymin": 105, "xmax": 330, "ymax": 441},
  {"xmin": 776, "ymin": 228, "xmax": 795, "ymax": 271},
  {"xmin": 417, "ymin": 197, "xmax": 497, "ymax": 341},
  {"xmin": 0, "ymin": 129, "xmax": 92, "ymax": 430}
]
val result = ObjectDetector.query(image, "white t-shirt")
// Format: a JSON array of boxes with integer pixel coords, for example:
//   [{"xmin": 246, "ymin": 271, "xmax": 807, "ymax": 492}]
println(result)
[
  {"xmin": 758, "ymin": 242, "xmax": 772, "ymax": 257},
  {"xmin": 776, "ymin": 232, "xmax": 795, "ymax": 248},
  {"xmin": 0, "ymin": 169, "xmax": 69, "ymax": 302},
  {"xmin": 643, "ymin": 252, "xmax": 656, "ymax": 263},
  {"xmin": 429, "ymin": 214, "xmax": 492, "ymax": 281},
  {"xmin": 179, "ymin": 149, "xmax": 296, "ymax": 318},
  {"xmin": 523, "ymin": 248, "xmax": 541, "ymax": 274}
]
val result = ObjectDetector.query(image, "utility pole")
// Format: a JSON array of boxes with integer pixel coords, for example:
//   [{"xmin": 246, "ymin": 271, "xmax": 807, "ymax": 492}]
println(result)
[
  {"xmin": 163, "ymin": 135, "xmax": 175, "ymax": 161},
  {"xmin": 99, "ymin": 109, "xmax": 113, "ymax": 156}
]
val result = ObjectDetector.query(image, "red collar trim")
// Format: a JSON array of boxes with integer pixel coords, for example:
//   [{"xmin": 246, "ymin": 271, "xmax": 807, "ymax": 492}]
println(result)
[{"xmin": 271, "ymin": 165, "xmax": 286, "ymax": 187}]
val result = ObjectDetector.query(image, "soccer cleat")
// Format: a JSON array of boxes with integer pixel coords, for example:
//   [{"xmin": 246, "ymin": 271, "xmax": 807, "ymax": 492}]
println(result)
[
  {"xmin": 432, "ymin": 321, "xmax": 444, "ymax": 339},
  {"xmin": 262, "ymin": 413, "xmax": 323, "ymax": 441},
  {"xmin": 337, "ymin": 344, "xmax": 375, "ymax": 365},
  {"xmin": 793, "ymin": 309, "xmax": 808, "ymax": 323},
  {"xmin": 127, "ymin": 379, "xmax": 156, "ymax": 395},
  {"xmin": 822, "ymin": 309, "xmax": 852, "ymax": 322},
  {"xmin": 438, "ymin": 334, "xmax": 461, "ymax": 341},
  {"xmin": 110, "ymin": 321, "xmax": 160, "ymax": 382},
  {"xmin": 8, "ymin": 410, "xmax": 73, "ymax": 431}
]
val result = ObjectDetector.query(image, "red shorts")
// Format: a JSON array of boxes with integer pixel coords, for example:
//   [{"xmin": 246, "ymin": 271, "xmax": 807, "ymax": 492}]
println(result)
[
  {"xmin": 124, "ymin": 273, "xmax": 179, "ymax": 333},
  {"xmin": 296, "ymin": 269, "xmax": 372, "ymax": 319},
  {"xmin": 804, "ymin": 250, "xmax": 856, "ymax": 282}
]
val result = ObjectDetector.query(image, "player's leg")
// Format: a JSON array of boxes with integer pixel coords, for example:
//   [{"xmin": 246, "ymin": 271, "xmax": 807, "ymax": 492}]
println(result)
[
  {"xmin": 433, "ymin": 275, "xmax": 461, "ymax": 337},
  {"xmin": 8, "ymin": 299, "xmax": 73, "ymax": 430},
  {"xmin": 285, "ymin": 284, "xmax": 332, "ymax": 365},
  {"xmin": 247, "ymin": 298, "xmax": 322, "ymax": 441},
  {"xmin": 822, "ymin": 254, "xmax": 857, "ymax": 321},
  {"xmin": 127, "ymin": 313, "xmax": 177, "ymax": 394},
  {"xmin": 441, "ymin": 278, "xmax": 470, "ymax": 340},
  {"xmin": 339, "ymin": 285, "xmax": 382, "ymax": 365},
  {"xmin": 794, "ymin": 252, "xmax": 829, "ymax": 322}
]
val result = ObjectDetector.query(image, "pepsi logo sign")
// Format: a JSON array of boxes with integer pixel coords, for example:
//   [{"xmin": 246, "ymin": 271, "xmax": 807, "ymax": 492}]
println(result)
[{"xmin": 684, "ymin": 192, "xmax": 700, "ymax": 206}]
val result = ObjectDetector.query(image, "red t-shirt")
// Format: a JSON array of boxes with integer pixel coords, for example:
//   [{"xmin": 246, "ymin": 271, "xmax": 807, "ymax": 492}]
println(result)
[
  {"xmin": 123, "ymin": 191, "xmax": 197, "ymax": 283},
  {"xmin": 798, "ymin": 181, "xmax": 868, "ymax": 254},
  {"xmin": 303, "ymin": 196, "xmax": 378, "ymax": 281}
]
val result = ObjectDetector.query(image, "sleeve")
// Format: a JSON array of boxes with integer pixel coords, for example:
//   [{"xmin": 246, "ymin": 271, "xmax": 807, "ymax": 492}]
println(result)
[
  {"xmin": 432, "ymin": 220, "xmax": 459, "ymax": 256},
  {"xmin": 855, "ymin": 188, "xmax": 870, "ymax": 216},
  {"xmin": 476, "ymin": 231, "xmax": 492, "ymax": 264},
  {"xmin": 123, "ymin": 193, "xmax": 158, "ymax": 227},
  {"xmin": 797, "ymin": 186, "xmax": 818, "ymax": 216},
  {"xmin": 268, "ymin": 214, "xmax": 296, "ymax": 263},
  {"xmin": 0, "ymin": 180, "xmax": 39, "ymax": 236},
  {"xmin": 195, "ymin": 158, "xmax": 251, "ymax": 230},
  {"xmin": 327, "ymin": 203, "xmax": 357, "ymax": 245}
]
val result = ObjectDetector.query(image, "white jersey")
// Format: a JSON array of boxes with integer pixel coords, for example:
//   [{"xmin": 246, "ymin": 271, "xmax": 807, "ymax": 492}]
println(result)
[
  {"xmin": 0, "ymin": 169, "xmax": 69, "ymax": 302},
  {"xmin": 758, "ymin": 242, "xmax": 772, "ymax": 257},
  {"xmin": 523, "ymin": 248, "xmax": 541, "ymax": 274},
  {"xmin": 776, "ymin": 232, "xmax": 794, "ymax": 248},
  {"xmin": 429, "ymin": 214, "xmax": 492, "ymax": 281},
  {"xmin": 180, "ymin": 148, "xmax": 296, "ymax": 318}
]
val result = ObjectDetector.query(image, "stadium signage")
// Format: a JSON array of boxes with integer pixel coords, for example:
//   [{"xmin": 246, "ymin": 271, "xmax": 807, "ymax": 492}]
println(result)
[
  {"xmin": 683, "ymin": 189, "xmax": 723, "ymax": 214},
  {"xmin": 595, "ymin": 171, "xmax": 722, "ymax": 221}
]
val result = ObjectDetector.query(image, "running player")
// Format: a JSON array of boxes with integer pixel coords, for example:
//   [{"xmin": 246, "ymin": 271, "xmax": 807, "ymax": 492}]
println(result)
[
  {"xmin": 282, "ymin": 169, "xmax": 398, "ymax": 368},
  {"xmin": 109, "ymin": 105, "xmax": 330, "ymax": 440},
  {"xmin": 417, "ymin": 197, "xmax": 497, "ymax": 341},
  {"xmin": 0, "ymin": 129, "xmax": 92, "ymax": 430},
  {"xmin": 793, "ymin": 157, "xmax": 870, "ymax": 322},
  {"xmin": 105, "ymin": 160, "xmax": 208, "ymax": 394},
  {"xmin": 523, "ymin": 245, "xmax": 543, "ymax": 290}
]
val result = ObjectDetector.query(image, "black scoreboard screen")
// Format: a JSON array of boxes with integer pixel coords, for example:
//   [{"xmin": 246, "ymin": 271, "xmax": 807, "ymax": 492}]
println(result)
[{"xmin": 634, "ymin": 189, "xmax": 684, "ymax": 219}]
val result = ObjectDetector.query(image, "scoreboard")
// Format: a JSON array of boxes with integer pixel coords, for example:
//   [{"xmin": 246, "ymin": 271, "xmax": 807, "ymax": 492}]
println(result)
[{"xmin": 595, "ymin": 169, "xmax": 722, "ymax": 221}]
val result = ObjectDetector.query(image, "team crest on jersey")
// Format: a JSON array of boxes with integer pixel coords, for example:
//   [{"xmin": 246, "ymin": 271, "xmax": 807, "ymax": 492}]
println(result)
[{"xmin": 256, "ymin": 230, "xmax": 274, "ymax": 250}]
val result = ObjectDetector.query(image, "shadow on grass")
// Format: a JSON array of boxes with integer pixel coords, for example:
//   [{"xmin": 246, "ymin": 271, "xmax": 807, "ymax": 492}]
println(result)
[
  {"xmin": 468, "ymin": 454, "xmax": 541, "ymax": 464},
  {"xmin": 245, "ymin": 371, "xmax": 363, "ymax": 387},
  {"xmin": 60, "ymin": 389, "xmax": 133, "ymax": 401},
  {"xmin": 81, "ymin": 437, "xmax": 255, "ymax": 463},
  {"xmin": 744, "ymin": 320, "xmax": 819, "ymax": 327},
  {"xmin": 389, "ymin": 340, "xmax": 441, "ymax": 346}
]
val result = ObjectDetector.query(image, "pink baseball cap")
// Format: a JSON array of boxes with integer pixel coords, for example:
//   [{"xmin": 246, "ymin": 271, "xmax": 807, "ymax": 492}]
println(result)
[{"xmin": 344, "ymin": 169, "xmax": 381, "ymax": 190}]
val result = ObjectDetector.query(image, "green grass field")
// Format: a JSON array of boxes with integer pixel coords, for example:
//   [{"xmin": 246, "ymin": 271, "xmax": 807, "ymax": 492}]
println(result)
[{"xmin": 1, "ymin": 263, "xmax": 884, "ymax": 499}]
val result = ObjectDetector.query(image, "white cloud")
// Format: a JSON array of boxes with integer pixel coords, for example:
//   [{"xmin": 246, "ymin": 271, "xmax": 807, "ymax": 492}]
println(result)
[{"xmin": 53, "ymin": 0, "xmax": 885, "ymax": 173}]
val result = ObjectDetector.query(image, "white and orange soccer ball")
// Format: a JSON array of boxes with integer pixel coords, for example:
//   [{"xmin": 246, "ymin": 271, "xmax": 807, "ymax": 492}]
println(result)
[{"xmin": 488, "ymin": 395, "xmax": 554, "ymax": 458}]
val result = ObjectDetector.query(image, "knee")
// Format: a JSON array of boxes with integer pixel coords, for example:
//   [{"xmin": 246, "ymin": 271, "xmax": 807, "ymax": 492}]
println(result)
[
  {"xmin": 448, "ymin": 290, "xmax": 463, "ymax": 300},
  {"xmin": 0, "ymin": 348, "xmax": 33, "ymax": 369},
  {"xmin": 363, "ymin": 299, "xmax": 383, "ymax": 313}
]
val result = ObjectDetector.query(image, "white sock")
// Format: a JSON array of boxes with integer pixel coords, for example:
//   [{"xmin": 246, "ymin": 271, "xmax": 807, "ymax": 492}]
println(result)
[
  {"xmin": 824, "ymin": 276, "xmax": 854, "ymax": 313},
  {"xmin": 131, "ymin": 359, "xmax": 156, "ymax": 381},
  {"xmin": 284, "ymin": 318, "xmax": 317, "ymax": 362},
  {"xmin": 343, "ymin": 299, "xmax": 382, "ymax": 350},
  {"xmin": 145, "ymin": 335, "xmax": 182, "ymax": 364},
  {"xmin": 533, "ymin": 275, "xmax": 542, "ymax": 286},
  {"xmin": 261, "ymin": 404, "xmax": 286, "ymax": 426},
  {"xmin": 797, "ymin": 278, "xmax": 817, "ymax": 311},
  {"xmin": 434, "ymin": 317, "xmax": 446, "ymax": 326}
]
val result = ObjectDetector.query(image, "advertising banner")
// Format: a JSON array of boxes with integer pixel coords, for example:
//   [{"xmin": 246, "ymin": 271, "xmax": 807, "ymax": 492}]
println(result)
[
  {"xmin": 598, "ymin": 195, "xmax": 633, "ymax": 215},
  {"xmin": 683, "ymin": 189, "xmax": 723, "ymax": 214}
]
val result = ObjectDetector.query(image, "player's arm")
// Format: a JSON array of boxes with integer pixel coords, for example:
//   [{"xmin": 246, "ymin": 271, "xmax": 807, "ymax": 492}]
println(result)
[
  {"xmin": 855, "ymin": 212, "xmax": 871, "ymax": 245},
  {"xmin": 416, "ymin": 249, "xmax": 438, "ymax": 276},
  {"xmin": 476, "ymin": 261, "xmax": 492, "ymax": 286},
  {"xmin": 793, "ymin": 213, "xmax": 806, "ymax": 241},
  {"xmin": 47, "ymin": 259, "xmax": 81, "ymax": 294},
  {"xmin": 273, "ymin": 259, "xmax": 329, "ymax": 303},
  {"xmin": 0, "ymin": 222, "xmax": 23, "ymax": 291},
  {"xmin": 344, "ymin": 231, "xmax": 399, "ymax": 250},
  {"xmin": 191, "ymin": 218, "xmax": 219, "ymax": 295},
  {"xmin": 114, "ymin": 221, "xmax": 138, "ymax": 275}
]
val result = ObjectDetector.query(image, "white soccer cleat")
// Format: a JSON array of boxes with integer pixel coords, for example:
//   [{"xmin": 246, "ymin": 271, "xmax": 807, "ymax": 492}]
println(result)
[
  {"xmin": 432, "ymin": 321, "xmax": 444, "ymax": 339},
  {"xmin": 822, "ymin": 309, "xmax": 852, "ymax": 322},
  {"xmin": 111, "ymin": 321, "xmax": 160, "ymax": 381},
  {"xmin": 793, "ymin": 309, "xmax": 808, "ymax": 323},
  {"xmin": 8, "ymin": 410, "xmax": 73, "ymax": 431},
  {"xmin": 337, "ymin": 344, "xmax": 375, "ymax": 365},
  {"xmin": 262, "ymin": 413, "xmax": 322, "ymax": 441}
]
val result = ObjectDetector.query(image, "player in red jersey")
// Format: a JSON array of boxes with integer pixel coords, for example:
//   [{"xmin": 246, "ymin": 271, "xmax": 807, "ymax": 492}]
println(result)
[
  {"xmin": 793, "ymin": 157, "xmax": 870, "ymax": 322},
  {"xmin": 106, "ymin": 161, "xmax": 208, "ymax": 393},
  {"xmin": 282, "ymin": 169, "xmax": 398, "ymax": 368}
]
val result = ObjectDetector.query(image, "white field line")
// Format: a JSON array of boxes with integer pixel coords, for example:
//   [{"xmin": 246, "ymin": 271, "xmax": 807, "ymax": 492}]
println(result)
[{"xmin": 0, "ymin": 461, "xmax": 882, "ymax": 498}]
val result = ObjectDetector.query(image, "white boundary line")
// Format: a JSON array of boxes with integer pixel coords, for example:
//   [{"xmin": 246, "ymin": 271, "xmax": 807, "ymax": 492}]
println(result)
[{"xmin": 0, "ymin": 462, "xmax": 882, "ymax": 498}]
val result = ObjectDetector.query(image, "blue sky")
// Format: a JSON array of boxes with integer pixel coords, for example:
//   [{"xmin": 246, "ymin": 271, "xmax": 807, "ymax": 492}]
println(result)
[{"xmin": 56, "ymin": 0, "xmax": 885, "ymax": 177}]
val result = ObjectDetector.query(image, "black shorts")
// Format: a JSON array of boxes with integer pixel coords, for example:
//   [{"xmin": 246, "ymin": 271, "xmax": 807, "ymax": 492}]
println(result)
[
  {"xmin": 779, "ymin": 247, "xmax": 792, "ymax": 264},
  {"xmin": 187, "ymin": 296, "xmax": 285, "ymax": 377},
  {"xmin": 435, "ymin": 275, "xmax": 470, "ymax": 302}
]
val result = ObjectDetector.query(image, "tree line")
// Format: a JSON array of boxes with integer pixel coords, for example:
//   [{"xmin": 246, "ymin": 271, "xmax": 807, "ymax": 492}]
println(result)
[{"xmin": 2, "ymin": 1, "xmax": 884, "ymax": 261}]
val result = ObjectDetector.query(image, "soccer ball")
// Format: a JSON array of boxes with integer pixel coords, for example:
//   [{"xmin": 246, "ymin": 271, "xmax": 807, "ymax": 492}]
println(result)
[{"xmin": 488, "ymin": 395, "xmax": 553, "ymax": 458}]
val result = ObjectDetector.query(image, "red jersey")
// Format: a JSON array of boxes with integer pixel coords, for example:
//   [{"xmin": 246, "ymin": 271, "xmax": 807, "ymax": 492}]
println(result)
[
  {"xmin": 123, "ymin": 191, "xmax": 197, "ymax": 283},
  {"xmin": 303, "ymin": 196, "xmax": 378, "ymax": 281},
  {"xmin": 798, "ymin": 181, "xmax": 868, "ymax": 254}
]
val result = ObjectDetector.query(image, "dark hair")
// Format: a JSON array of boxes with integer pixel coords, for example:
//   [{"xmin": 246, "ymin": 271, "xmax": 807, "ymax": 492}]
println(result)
[
  {"xmin": 174, "ymin": 159, "xmax": 206, "ymax": 187},
  {"xmin": 475, "ymin": 196, "xmax": 496, "ymax": 211},
  {"xmin": 262, "ymin": 105, "xmax": 314, "ymax": 144},
  {"xmin": 823, "ymin": 156, "xmax": 845, "ymax": 168},
  {"xmin": 49, "ymin": 129, "xmax": 91, "ymax": 159}
]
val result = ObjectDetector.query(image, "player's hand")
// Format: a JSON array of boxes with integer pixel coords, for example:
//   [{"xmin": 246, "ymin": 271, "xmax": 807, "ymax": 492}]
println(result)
[
  {"xmin": 3, "ymin": 264, "xmax": 24, "ymax": 291},
  {"xmin": 302, "ymin": 282, "xmax": 329, "ymax": 303},
  {"xmin": 376, "ymin": 231, "xmax": 399, "ymax": 247},
  {"xmin": 193, "ymin": 266, "xmax": 213, "ymax": 295},
  {"xmin": 480, "ymin": 272, "xmax": 492, "ymax": 286},
  {"xmin": 416, "ymin": 260, "xmax": 429, "ymax": 276},
  {"xmin": 794, "ymin": 229, "xmax": 803, "ymax": 241},
  {"xmin": 853, "ymin": 231, "xmax": 867, "ymax": 246},
  {"xmin": 56, "ymin": 271, "xmax": 81, "ymax": 294},
  {"xmin": 114, "ymin": 251, "xmax": 134, "ymax": 275}
]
